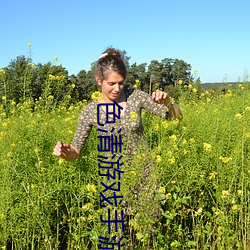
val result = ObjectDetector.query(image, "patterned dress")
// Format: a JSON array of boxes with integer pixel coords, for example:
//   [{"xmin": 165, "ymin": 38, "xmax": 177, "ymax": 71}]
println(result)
[
  {"xmin": 71, "ymin": 88, "xmax": 169, "ymax": 154},
  {"xmin": 71, "ymin": 88, "xmax": 170, "ymax": 231}
]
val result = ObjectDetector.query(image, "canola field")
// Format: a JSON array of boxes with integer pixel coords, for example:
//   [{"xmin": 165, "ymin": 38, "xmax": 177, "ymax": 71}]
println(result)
[{"xmin": 0, "ymin": 83, "xmax": 249, "ymax": 249}]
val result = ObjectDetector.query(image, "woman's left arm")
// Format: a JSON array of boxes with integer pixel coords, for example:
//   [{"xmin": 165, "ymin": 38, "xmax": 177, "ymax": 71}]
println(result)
[{"xmin": 152, "ymin": 91, "xmax": 182, "ymax": 120}]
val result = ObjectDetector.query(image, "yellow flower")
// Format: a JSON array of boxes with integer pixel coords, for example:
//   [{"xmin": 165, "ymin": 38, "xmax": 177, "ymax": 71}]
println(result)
[
  {"xmin": 178, "ymin": 79, "xmax": 183, "ymax": 85},
  {"xmin": 203, "ymin": 142, "xmax": 212, "ymax": 152},
  {"xmin": 234, "ymin": 113, "xmax": 242, "ymax": 120},
  {"xmin": 165, "ymin": 193, "xmax": 172, "ymax": 199},
  {"xmin": 162, "ymin": 120, "xmax": 168, "ymax": 128},
  {"xmin": 135, "ymin": 79, "xmax": 140, "ymax": 83},
  {"xmin": 154, "ymin": 123, "xmax": 159, "ymax": 131},
  {"xmin": 169, "ymin": 134, "xmax": 177, "ymax": 141},
  {"xmin": 193, "ymin": 69, "xmax": 198, "ymax": 74},
  {"xmin": 237, "ymin": 190, "xmax": 243, "ymax": 196},
  {"xmin": 130, "ymin": 111, "xmax": 138, "ymax": 121},
  {"xmin": 232, "ymin": 204, "xmax": 239, "ymax": 211},
  {"xmin": 0, "ymin": 69, "xmax": 6, "ymax": 75},
  {"xmin": 219, "ymin": 156, "xmax": 232, "ymax": 164},
  {"xmin": 28, "ymin": 42, "xmax": 32, "ymax": 47},
  {"xmin": 155, "ymin": 155, "xmax": 162, "ymax": 164},
  {"xmin": 81, "ymin": 203, "xmax": 93, "ymax": 212},
  {"xmin": 86, "ymin": 184, "xmax": 96, "ymax": 193},
  {"xmin": 91, "ymin": 91, "xmax": 103, "ymax": 101},
  {"xmin": 54, "ymin": 56, "xmax": 58, "ymax": 61},
  {"xmin": 245, "ymin": 106, "xmax": 250, "ymax": 112},
  {"xmin": 48, "ymin": 95, "xmax": 54, "ymax": 100},
  {"xmin": 130, "ymin": 171, "xmax": 136, "ymax": 176},
  {"xmin": 0, "ymin": 213, "xmax": 5, "ymax": 221},
  {"xmin": 2, "ymin": 122, "xmax": 7, "ymax": 128},
  {"xmin": 31, "ymin": 184, "xmax": 37, "ymax": 189},
  {"xmin": 58, "ymin": 158, "xmax": 65, "ymax": 165},
  {"xmin": 159, "ymin": 186, "xmax": 166, "ymax": 194},
  {"xmin": 71, "ymin": 83, "xmax": 75, "ymax": 89},
  {"xmin": 245, "ymin": 132, "xmax": 250, "ymax": 138},
  {"xmin": 195, "ymin": 207, "xmax": 203, "ymax": 216},
  {"xmin": 48, "ymin": 74, "xmax": 55, "ymax": 80},
  {"xmin": 34, "ymin": 147, "xmax": 41, "ymax": 153},
  {"xmin": 133, "ymin": 84, "xmax": 138, "ymax": 89},
  {"xmin": 171, "ymin": 119, "xmax": 179, "ymax": 126},
  {"xmin": 168, "ymin": 156, "xmax": 175, "ymax": 165},
  {"xmin": 189, "ymin": 138, "xmax": 195, "ymax": 144},
  {"xmin": 208, "ymin": 171, "xmax": 217, "ymax": 180},
  {"xmin": 188, "ymin": 84, "xmax": 193, "ymax": 89},
  {"xmin": 214, "ymin": 209, "xmax": 223, "ymax": 216},
  {"xmin": 2, "ymin": 96, "xmax": 6, "ymax": 100},
  {"xmin": 192, "ymin": 88, "xmax": 197, "ymax": 93},
  {"xmin": 222, "ymin": 190, "xmax": 230, "ymax": 197}
]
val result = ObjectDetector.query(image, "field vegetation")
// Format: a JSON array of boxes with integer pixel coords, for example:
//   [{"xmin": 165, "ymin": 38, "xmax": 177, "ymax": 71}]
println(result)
[{"xmin": 0, "ymin": 46, "xmax": 249, "ymax": 249}]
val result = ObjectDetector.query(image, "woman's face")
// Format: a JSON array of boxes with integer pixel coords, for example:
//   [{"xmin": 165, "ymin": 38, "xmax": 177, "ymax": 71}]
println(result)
[{"xmin": 96, "ymin": 71, "xmax": 125, "ymax": 102}]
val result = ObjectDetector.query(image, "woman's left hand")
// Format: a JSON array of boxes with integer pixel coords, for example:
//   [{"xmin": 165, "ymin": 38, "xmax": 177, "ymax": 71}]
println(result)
[{"xmin": 152, "ymin": 91, "xmax": 171, "ymax": 104}]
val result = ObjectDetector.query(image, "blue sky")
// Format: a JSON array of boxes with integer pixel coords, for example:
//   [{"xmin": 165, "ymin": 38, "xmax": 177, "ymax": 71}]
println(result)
[{"xmin": 1, "ymin": 0, "xmax": 250, "ymax": 83}]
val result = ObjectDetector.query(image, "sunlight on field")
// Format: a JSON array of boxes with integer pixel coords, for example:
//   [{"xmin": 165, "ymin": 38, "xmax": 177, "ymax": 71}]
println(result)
[{"xmin": 0, "ymin": 82, "xmax": 249, "ymax": 249}]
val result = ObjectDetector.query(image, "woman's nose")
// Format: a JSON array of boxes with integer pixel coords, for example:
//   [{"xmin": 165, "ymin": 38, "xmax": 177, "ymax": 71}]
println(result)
[{"xmin": 114, "ymin": 84, "xmax": 120, "ymax": 92}]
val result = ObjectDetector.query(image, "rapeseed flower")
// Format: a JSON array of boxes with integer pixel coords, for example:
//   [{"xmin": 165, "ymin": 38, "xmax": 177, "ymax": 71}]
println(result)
[
  {"xmin": 0, "ymin": 69, "xmax": 5, "ymax": 75},
  {"xmin": 154, "ymin": 124, "xmax": 159, "ymax": 131},
  {"xmin": 54, "ymin": 56, "xmax": 58, "ymax": 62},
  {"xmin": 203, "ymin": 142, "xmax": 212, "ymax": 152},
  {"xmin": 162, "ymin": 120, "xmax": 168, "ymax": 128},
  {"xmin": 0, "ymin": 213, "xmax": 5, "ymax": 221},
  {"xmin": 165, "ymin": 193, "xmax": 172, "ymax": 199},
  {"xmin": 168, "ymin": 156, "xmax": 175, "ymax": 165},
  {"xmin": 219, "ymin": 156, "xmax": 232, "ymax": 163},
  {"xmin": 86, "ymin": 184, "xmax": 96, "ymax": 193},
  {"xmin": 178, "ymin": 79, "xmax": 183, "ymax": 85},
  {"xmin": 194, "ymin": 207, "xmax": 203, "ymax": 216},
  {"xmin": 155, "ymin": 155, "xmax": 162, "ymax": 164},
  {"xmin": 234, "ymin": 113, "xmax": 242, "ymax": 120},
  {"xmin": 169, "ymin": 134, "xmax": 177, "ymax": 141},
  {"xmin": 91, "ymin": 91, "xmax": 103, "ymax": 101},
  {"xmin": 159, "ymin": 186, "xmax": 166, "ymax": 194},
  {"xmin": 232, "ymin": 204, "xmax": 239, "ymax": 211},
  {"xmin": 81, "ymin": 203, "xmax": 93, "ymax": 212},
  {"xmin": 28, "ymin": 42, "xmax": 32, "ymax": 47},
  {"xmin": 222, "ymin": 190, "xmax": 230, "ymax": 197},
  {"xmin": 130, "ymin": 111, "xmax": 138, "ymax": 121},
  {"xmin": 208, "ymin": 171, "xmax": 217, "ymax": 180},
  {"xmin": 237, "ymin": 189, "xmax": 243, "ymax": 196}
]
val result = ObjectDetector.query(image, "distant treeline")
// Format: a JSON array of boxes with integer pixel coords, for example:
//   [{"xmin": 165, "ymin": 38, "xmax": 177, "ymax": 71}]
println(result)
[{"xmin": 0, "ymin": 52, "xmax": 246, "ymax": 105}]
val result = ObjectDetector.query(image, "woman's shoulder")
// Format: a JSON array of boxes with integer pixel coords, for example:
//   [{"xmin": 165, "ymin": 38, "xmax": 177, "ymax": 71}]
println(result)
[{"xmin": 125, "ymin": 88, "xmax": 150, "ymax": 100}]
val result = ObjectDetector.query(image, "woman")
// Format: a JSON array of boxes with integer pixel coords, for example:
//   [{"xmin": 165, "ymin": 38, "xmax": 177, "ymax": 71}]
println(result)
[
  {"xmin": 53, "ymin": 48, "xmax": 182, "ymax": 159},
  {"xmin": 53, "ymin": 48, "xmax": 182, "ymax": 244}
]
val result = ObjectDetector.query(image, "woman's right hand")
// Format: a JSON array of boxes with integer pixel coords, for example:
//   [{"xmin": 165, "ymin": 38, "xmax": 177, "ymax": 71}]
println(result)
[
  {"xmin": 53, "ymin": 141, "xmax": 80, "ymax": 161},
  {"xmin": 53, "ymin": 141, "xmax": 71, "ymax": 158}
]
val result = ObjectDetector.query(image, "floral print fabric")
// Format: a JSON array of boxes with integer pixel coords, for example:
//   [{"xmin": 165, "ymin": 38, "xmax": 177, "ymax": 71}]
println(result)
[{"xmin": 71, "ymin": 88, "xmax": 169, "ymax": 154}]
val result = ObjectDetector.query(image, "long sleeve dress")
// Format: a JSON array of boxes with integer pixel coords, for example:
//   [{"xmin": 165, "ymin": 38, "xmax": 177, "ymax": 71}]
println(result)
[
  {"xmin": 71, "ymin": 88, "xmax": 169, "ymax": 155},
  {"xmin": 71, "ymin": 88, "xmax": 170, "ymax": 229}
]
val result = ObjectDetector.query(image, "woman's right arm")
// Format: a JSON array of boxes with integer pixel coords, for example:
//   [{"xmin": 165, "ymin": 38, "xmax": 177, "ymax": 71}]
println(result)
[
  {"xmin": 53, "ymin": 141, "xmax": 80, "ymax": 161},
  {"xmin": 53, "ymin": 103, "xmax": 95, "ymax": 161}
]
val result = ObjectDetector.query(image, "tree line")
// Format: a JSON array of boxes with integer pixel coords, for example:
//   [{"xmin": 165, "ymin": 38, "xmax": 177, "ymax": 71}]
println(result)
[{"xmin": 0, "ymin": 51, "xmax": 200, "ymax": 106}]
